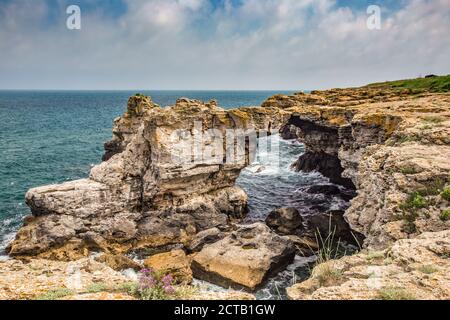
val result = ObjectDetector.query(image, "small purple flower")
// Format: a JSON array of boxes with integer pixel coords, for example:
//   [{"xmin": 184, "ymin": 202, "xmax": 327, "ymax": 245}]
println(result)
[
  {"xmin": 163, "ymin": 284, "xmax": 175, "ymax": 295},
  {"xmin": 140, "ymin": 268, "xmax": 153, "ymax": 275},
  {"xmin": 161, "ymin": 274, "xmax": 174, "ymax": 286},
  {"xmin": 139, "ymin": 273, "xmax": 157, "ymax": 289}
]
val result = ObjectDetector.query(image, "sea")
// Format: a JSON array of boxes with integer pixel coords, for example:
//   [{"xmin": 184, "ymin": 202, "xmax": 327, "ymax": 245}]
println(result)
[{"xmin": 0, "ymin": 90, "xmax": 350, "ymax": 299}]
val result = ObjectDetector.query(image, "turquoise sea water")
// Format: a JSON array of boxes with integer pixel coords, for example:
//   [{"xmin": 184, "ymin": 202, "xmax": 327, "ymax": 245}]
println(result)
[{"xmin": 0, "ymin": 90, "xmax": 295, "ymax": 252}]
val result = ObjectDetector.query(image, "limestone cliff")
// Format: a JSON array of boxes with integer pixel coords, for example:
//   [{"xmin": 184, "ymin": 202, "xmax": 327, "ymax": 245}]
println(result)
[
  {"xmin": 5, "ymin": 77, "xmax": 450, "ymax": 300},
  {"xmin": 287, "ymin": 230, "xmax": 450, "ymax": 300},
  {"xmin": 7, "ymin": 96, "xmax": 288, "ymax": 260},
  {"xmin": 263, "ymin": 87, "xmax": 450, "ymax": 249}
]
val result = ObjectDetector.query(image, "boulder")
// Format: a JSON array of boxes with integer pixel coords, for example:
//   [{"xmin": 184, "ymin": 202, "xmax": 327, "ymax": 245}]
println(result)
[
  {"xmin": 191, "ymin": 223, "xmax": 295, "ymax": 291},
  {"xmin": 307, "ymin": 210, "xmax": 357, "ymax": 244},
  {"xmin": 144, "ymin": 249, "xmax": 193, "ymax": 284},
  {"xmin": 265, "ymin": 207, "xmax": 304, "ymax": 235},
  {"xmin": 286, "ymin": 235, "xmax": 319, "ymax": 256},
  {"xmin": 186, "ymin": 228, "xmax": 224, "ymax": 253},
  {"xmin": 95, "ymin": 254, "xmax": 142, "ymax": 271}
]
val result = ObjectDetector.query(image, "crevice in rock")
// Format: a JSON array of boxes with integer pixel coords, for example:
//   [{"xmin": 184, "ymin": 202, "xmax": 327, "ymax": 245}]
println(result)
[
  {"xmin": 292, "ymin": 151, "xmax": 355, "ymax": 189},
  {"xmin": 285, "ymin": 117, "xmax": 355, "ymax": 189}
]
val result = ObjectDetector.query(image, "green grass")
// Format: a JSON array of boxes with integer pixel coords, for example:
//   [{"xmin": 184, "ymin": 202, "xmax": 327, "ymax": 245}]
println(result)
[{"xmin": 367, "ymin": 75, "xmax": 450, "ymax": 93}]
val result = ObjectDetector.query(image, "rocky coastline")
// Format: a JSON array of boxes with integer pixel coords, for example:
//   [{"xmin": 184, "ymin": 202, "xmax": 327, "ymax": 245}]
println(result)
[{"xmin": 2, "ymin": 77, "xmax": 449, "ymax": 300}]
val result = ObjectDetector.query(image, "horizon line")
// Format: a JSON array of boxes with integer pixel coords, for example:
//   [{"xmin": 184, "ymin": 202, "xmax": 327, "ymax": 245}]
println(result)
[{"xmin": 0, "ymin": 88, "xmax": 303, "ymax": 92}]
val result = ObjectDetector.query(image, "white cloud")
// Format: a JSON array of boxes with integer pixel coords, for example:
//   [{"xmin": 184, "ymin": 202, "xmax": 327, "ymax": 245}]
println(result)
[{"xmin": 0, "ymin": 0, "xmax": 449, "ymax": 89}]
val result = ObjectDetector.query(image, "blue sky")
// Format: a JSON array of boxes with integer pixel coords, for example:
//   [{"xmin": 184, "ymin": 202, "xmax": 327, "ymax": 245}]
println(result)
[
  {"xmin": 0, "ymin": 0, "xmax": 405, "ymax": 27},
  {"xmin": 0, "ymin": 0, "xmax": 449, "ymax": 90}
]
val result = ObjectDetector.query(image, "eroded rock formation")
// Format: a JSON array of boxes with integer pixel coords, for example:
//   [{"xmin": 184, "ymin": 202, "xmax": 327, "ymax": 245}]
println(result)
[
  {"xmin": 263, "ymin": 88, "xmax": 450, "ymax": 249},
  {"xmin": 7, "ymin": 96, "xmax": 288, "ymax": 260},
  {"xmin": 5, "ymin": 81, "xmax": 450, "ymax": 300},
  {"xmin": 287, "ymin": 230, "xmax": 450, "ymax": 300}
]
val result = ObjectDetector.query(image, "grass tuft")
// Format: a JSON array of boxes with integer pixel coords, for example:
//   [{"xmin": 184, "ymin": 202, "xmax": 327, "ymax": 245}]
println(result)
[
  {"xmin": 423, "ymin": 116, "xmax": 444, "ymax": 124},
  {"xmin": 418, "ymin": 265, "xmax": 439, "ymax": 274},
  {"xmin": 400, "ymin": 166, "xmax": 418, "ymax": 175},
  {"xmin": 312, "ymin": 263, "xmax": 343, "ymax": 287},
  {"xmin": 35, "ymin": 288, "xmax": 75, "ymax": 300},
  {"xmin": 366, "ymin": 251, "xmax": 385, "ymax": 261},
  {"xmin": 86, "ymin": 282, "xmax": 111, "ymax": 294},
  {"xmin": 378, "ymin": 287, "xmax": 416, "ymax": 300}
]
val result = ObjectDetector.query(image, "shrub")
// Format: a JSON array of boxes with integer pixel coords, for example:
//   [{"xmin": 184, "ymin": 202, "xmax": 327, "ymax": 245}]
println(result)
[
  {"xmin": 398, "ymin": 192, "xmax": 431, "ymax": 234},
  {"xmin": 440, "ymin": 210, "xmax": 450, "ymax": 222},
  {"xmin": 400, "ymin": 192, "xmax": 429, "ymax": 211},
  {"xmin": 128, "ymin": 268, "xmax": 177, "ymax": 300},
  {"xmin": 441, "ymin": 188, "xmax": 450, "ymax": 201}
]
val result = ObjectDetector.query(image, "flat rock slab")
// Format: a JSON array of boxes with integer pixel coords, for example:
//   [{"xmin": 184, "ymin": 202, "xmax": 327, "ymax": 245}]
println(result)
[
  {"xmin": 0, "ymin": 258, "xmax": 130, "ymax": 300},
  {"xmin": 144, "ymin": 249, "xmax": 193, "ymax": 284},
  {"xmin": 191, "ymin": 223, "xmax": 295, "ymax": 291},
  {"xmin": 287, "ymin": 230, "xmax": 450, "ymax": 300}
]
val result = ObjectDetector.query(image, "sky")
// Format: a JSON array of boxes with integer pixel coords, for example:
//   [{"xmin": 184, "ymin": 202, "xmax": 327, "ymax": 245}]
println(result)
[{"xmin": 0, "ymin": 0, "xmax": 449, "ymax": 90}]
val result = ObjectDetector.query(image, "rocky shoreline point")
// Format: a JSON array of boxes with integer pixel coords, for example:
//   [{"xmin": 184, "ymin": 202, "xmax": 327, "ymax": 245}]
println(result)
[
  {"xmin": 6, "ymin": 96, "xmax": 289, "ymax": 260},
  {"xmin": 2, "ymin": 76, "xmax": 450, "ymax": 300}
]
